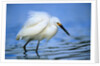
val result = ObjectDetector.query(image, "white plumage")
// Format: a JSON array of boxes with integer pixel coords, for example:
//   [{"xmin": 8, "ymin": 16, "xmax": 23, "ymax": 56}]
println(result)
[
  {"xmin": 16, "ymin": 11, "xmax": 60, "ymax": 41},
  {"xmin": 16, "ymin": 11, "xmax": 70, "ymax": 52}
]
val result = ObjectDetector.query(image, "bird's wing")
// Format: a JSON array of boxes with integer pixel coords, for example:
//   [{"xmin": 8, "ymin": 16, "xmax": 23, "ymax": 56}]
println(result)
[
  {"xmin": 16, "ymin": 21, "xmax": 49, "ymax": 40},
  {"xmin": 16, "ymin": 11, "xmax": 50, "ymax": 40},
  {"xmin": 23, "ymin": 16, "xmax": 43, "ymax": 28}
]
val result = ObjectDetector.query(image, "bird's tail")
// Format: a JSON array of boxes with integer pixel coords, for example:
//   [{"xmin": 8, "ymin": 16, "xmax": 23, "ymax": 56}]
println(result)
[
  {"xmin": 16, "ymin": 35, "xmax": 20, "ymax": 40},
  {"xmin": 16, "ymin": 35, "xmax": 22, "ymax": 40}
]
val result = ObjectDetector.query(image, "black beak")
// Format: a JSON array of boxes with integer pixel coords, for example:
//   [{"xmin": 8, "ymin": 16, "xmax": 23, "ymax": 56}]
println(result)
[{"xmin": 59, "ymin": 25, "xmax": 70, "ymax": 36}]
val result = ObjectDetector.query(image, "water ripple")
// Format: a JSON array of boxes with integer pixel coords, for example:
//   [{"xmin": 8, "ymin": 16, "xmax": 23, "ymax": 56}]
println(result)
[{"xmin": 5, "ymin": 38, "xmax": 90, "ymax": 60}]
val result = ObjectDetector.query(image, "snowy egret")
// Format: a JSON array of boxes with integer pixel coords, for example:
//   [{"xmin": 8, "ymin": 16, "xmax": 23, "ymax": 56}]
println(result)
[{"xmin": 16, "ymin": 11, "xmax": 70, "ymax": 52}]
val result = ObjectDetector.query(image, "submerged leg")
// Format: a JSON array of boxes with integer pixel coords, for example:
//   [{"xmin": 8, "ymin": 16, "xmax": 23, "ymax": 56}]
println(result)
[
  {"xmin": 23, "ymin": 40, "xmax": 30, "ymax": 52},
  {"xmin": 36, "ymin": 41, "xmax": 40, "ymax": 52}
]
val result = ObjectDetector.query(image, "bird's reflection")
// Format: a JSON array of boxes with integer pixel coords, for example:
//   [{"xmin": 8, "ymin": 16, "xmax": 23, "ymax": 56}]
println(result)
[
  {"xmin": 23, "ymin": 49, "xmax": 28, "ymax": 59},
  {"xmin": 23, "ymin": 49, "xmax": 40, "ymax": 59}
]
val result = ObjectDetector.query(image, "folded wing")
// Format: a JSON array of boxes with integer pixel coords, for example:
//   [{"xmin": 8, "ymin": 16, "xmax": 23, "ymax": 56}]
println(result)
[{"xmin": 16, "ymin": 11, "xmax": 50, "ymax": 40}]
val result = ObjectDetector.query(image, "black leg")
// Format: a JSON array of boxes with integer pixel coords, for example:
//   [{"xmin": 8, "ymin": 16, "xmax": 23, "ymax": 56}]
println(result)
[
  {"xmin": 35, "ymin": 50, "xmax": 40, "ymax": 58},
  {"xmin": 23, "ymin": 40, "xmax": 30, "ymax": 52},
  {"xmin": 36, "ymin": 41, "xmax": 40, "ymax": 53}
]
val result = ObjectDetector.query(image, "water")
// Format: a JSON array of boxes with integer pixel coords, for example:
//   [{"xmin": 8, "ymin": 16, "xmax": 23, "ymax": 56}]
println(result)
[
  {"xmin": 5, "ymin": 35, "xmax": 90, "ymax": 60},
  {"xmin": 5, "ymin": 3, "xmax": 91, "ymax": 60}
]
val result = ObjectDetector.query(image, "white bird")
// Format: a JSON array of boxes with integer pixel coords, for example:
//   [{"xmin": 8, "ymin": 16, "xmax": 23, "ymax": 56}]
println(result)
[{"xmin": 16, "ymin": 11, "xmax": 70, "ymax": 52}]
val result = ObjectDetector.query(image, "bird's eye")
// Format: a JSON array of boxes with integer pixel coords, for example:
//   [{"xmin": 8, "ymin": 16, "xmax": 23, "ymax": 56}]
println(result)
[{"xmin": 57, "ymin": 22, "xmax": 62, "ymax": 26}]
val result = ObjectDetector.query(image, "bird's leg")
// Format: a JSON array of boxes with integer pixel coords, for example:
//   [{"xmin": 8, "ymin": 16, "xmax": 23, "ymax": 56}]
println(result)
[
  {"xmin": 35, "ymin": 50, "xmax": 40, "ymax": 58},
  {"xmin": 23, "ymin": 40, "xmax": 30, "ymax": 52},
  {"xmin": 36, "ymin": 40, "xmax": 40, "ymax": 53}
]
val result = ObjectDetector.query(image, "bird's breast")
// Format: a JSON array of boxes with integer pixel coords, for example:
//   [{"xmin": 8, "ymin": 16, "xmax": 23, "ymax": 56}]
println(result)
[{"xmin": 36, "ymin": 25, "xmax": 58, "ymax": 40}]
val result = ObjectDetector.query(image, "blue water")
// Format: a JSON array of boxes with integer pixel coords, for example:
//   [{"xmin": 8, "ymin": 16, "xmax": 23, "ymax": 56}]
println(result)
[{"xmin": 5, "ymin": 3, "xmax": 91, "ymax": 60}]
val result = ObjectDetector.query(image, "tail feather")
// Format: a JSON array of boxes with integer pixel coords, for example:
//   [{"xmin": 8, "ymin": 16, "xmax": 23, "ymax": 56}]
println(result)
[{"xmin": 16, "ymin": 35, "xmax": 22, "ymax": 40}]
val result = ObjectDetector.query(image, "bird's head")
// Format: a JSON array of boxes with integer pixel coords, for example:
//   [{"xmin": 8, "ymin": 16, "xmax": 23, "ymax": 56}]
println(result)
[{"xmin": 51, "ymin": 17, "xmax": 70, "ymax": 36}]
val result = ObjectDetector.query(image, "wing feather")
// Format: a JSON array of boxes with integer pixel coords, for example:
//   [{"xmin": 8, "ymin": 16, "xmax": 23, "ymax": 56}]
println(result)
[
  {"xmin": 23, "ymin": 11, "xmax": 50, "ymax": 28},
  {"xmin": 16, "ymin": 11, "xmax": 50, "ymax": 40}
]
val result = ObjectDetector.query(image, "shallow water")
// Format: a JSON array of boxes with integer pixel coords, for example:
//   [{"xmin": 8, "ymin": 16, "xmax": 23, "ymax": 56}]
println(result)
[{"xmin": 5, "ymin": 36, "xmax": 90, "ymax": 60}]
